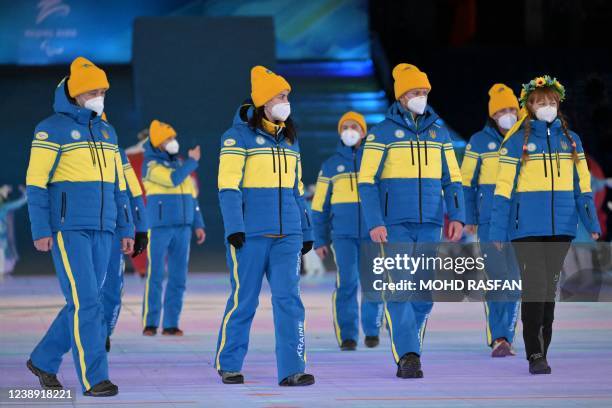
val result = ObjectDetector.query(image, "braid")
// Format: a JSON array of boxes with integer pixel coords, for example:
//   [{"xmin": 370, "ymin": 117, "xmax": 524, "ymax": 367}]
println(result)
[
  {"xmin": 558, "ymin": 111, "xmax": 578, "ymax": 163},
  {"xmin": 521, "ymin": 119, "xmax": 531, "ymax": 163}
]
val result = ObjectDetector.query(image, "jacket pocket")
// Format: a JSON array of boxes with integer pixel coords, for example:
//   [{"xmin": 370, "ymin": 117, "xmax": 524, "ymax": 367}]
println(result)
[
  {"xmin": 384, "ymin": 191, "xmax": 389, "ymax": 216},
  {"xmin": 61, "ymin": 192, "xmax": 67, "ymax": 223},
  {"xmin": 135, "ymin": 206, "xmax": 141, "ymax": 223},
  {"xmin": 585, "ymin": 204, "xmax": 592, "ymax": 220},
  {"xmin": 158, "ymin": 201, "xmax": 163, "ymax": 221},
  {"xmin": 123, "ymin": 205, "xmax": 130, "ymax": 223},
  {"xmin": 304, "ymin": 209, "xmax": 311, "ymax": 227},
  {"xmin": 453, "ymin": 192, "xmax": 459, "ymax": 209}
]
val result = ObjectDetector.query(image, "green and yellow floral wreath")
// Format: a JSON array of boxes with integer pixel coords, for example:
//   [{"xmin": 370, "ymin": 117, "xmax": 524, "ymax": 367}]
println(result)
[{"xmin": 519, "ymin": 75, "xmax": 566, "ymax": 107}]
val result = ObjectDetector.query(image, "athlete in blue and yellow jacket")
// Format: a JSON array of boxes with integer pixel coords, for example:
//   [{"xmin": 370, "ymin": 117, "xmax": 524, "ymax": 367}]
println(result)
[
  {"xmin": 215, "ymin": 66, "xmax": 314, "ymax": 387},
  {"xmin": 312, "ymin": 111, "xmax": 383, "ymax": 350},
  {"xmin": 25, "ymin": 57, "xmax": 134, "ymax": 396},
  {"xmin": 489, "ymin": 76, "xmax": 600, "ymax": 374},
  {"xmin": 101, "ymin": 147, "xmax": 150, "ymax": 351},
  {"xmin": 358, "ymin": 63, "xmax": 465, "ymax": 378},
  {"xmin": 141, "ymin": 119, "xmax": 206, "ymax": 336},
  {"xmin": 461, "ymin": 84, "xmax": 521, "ymax": 357}
]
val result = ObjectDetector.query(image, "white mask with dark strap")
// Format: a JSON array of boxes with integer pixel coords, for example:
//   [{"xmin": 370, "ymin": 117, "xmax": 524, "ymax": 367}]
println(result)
[
  {"xmin": 165, "ymin": 139, "xmax": 179, "ymax": 155},
  {"xmin": 497, "ymin": 113, "xmax": 518, "ymax": 131},
  {"xmin": 84, "ymin": 96, "xmax": 104, "ymax": 116},
  {"xmin": 535, "ymin": 106, "xmax": 557, "ymax": 123}
]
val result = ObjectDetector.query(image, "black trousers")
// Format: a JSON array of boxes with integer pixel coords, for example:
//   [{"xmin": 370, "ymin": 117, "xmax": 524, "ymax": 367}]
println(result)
[{"xmin": 512, "ymin": 236, "xmax": 572, "ymax": 359}]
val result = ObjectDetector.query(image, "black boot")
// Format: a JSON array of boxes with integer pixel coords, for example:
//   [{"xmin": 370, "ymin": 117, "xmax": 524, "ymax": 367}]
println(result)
[
  {"xmin": 529, "ymin": 353, "xmax": 551, "ymax": 374},
  {"xmin": 218, "ymin": 370, "xmax": 244, "ymax": 384},
  {"xmin": 364, "ymin": 336, "xmax": 380, "ymax": 348},
  {"xmin": 83, "ymin": 380, "xmax": 118, "ymax": 397},
  {"xmin": 279, "ymin": 373, "xmax": 315, "ymax": 386},
  {"xmin": 27, "ymin": 359, "xmax": 62, "ymax": 390},
  {"xmin": 162, "ymin": 327, "xmax": 184, "ymax": 336},
  {"xmin": 340, "ymin": 339, "xmax": 357, "ymax": 351},
  {"xmin": 142, "ymin": 326, "xmax": 157, "ymax": 336},
  {"xmin": 397, "ymin": 353, "xmax": 423, "ymax": 378},
  {"xmin": 105, "ymin": 336, "xmax": 111, "ymax": 352}
]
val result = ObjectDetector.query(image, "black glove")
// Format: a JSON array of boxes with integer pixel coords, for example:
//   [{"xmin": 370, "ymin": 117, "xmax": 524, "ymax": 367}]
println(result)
[
  {"xmin": 132, "ymin": 231, "xmax": 149, "ymax": 258},
  {"xmin": 301, "ymin": 241, "xmax": 314, "ymax": 255},
  {"xmin": 227, "ymin": 232, "xmax": 246, "ymax": 249}
]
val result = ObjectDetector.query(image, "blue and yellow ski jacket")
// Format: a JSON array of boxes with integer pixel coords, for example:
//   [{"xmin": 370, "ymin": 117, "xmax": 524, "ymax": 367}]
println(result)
[
  {"xmin": 489, "ymin": 118, "xmax": 600, "ymax": 241},
  {"xmin": 141, "ymin": 141, "xmax": 205, "ymax": 229},
  {"xmin": 119, "ymin": 149, "xmax": 148, "ymax": 233},
  {"xmin": 311, "ymin": 141, "xmax": 368, "ymax": 248},
  {"xmin": 358, "ymin": 102, "xmax": 465, "ymax": 230},
  {"xmin": 217, "ymin": 103, "xmax": 313, "ymax": 240},
  {"xmin": 25, "ymin": 78, "xmax": 134, "ymax": 240},
  {"xmin": 460, "ymin": 124, "xmax": 504, "ymax": 226}
]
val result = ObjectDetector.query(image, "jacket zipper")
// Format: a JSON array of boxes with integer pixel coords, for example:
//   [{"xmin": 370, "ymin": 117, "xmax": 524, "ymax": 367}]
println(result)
[
  {"xmin": 158, "ymin": 201, "xmax": 163, "ymax": 220},
  {"xmin": 135, "ymin": 206, "xmax": 141, "ymax": 222},
  {"xmin": 453, "ymin": 192, "xmax": 459, "ymax": 209},
  {"xmin": 416, "ymin": 135, "xmax": 423, "ymax": 223},
  {"xmin": 384, "ymin": 191, "xmax": 389, "ymax": 216},
  {"xmin": 304, "ymin": 210, "xmax": 311, "ymax": 227},
  {"xmin": 179, "ymin": 181, "xmax": 186, "ymax": 225},
  {"xmin": 61, "ymin": 192, "xmax": 66, "ymax": 223},
  {"xmin": 478, "ymin": 193, "xmax": 483, "ymax": 217},
  {"xmin": 123, "ymin": 205, "xmax": 130, "ymax": 223},
  {"xmin": 88, "ymin": 119, "xmax": 104, "ymax": 230},
  {"xmin": 276, "ymin": 144, "xmax": 283, "ymax": 235},
  {"xmin": 546, "ymin": 127, "xmax": 556, "ymax": 235},
  {"xmin": 585, "ymin": 204, "xmax": 591, "ymax": 219},
  {"xmin": 353, "ymin": 149, "xmax": 361, "ymax": 238},
  {"xmin": 542, "ymin": 151, "xmax": 547, "ymax": 177},
  {"xmin": 515, "ymin": 202, "xmax": 520, "ymax": 229}
]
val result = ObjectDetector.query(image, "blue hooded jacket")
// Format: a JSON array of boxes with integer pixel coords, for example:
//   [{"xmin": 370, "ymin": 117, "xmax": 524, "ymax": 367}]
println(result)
[
  {"xmin": 460, "ymin": 123, "xmax": 504, "ymax": 226},
  {"xmin": 489, "ymin": 118, "xmax": 600, "ymax": 241},
  {"xmin": 217, "ymin": 103, "xmax": 313, "ymax": 241},
  {"xmin": 25, "ymin": 78, "xmax": 134, "ymax": 240},
  {"xmin": 358, "ymin": 101, "xmax": 465, "ymax": 230},
  {"xmin": 311, "ymin": 141, "xmax": 368, "ymax": 248},
  {"xmin": 141, "ymin": 140, "xmax": 205, "ymax": 229}
]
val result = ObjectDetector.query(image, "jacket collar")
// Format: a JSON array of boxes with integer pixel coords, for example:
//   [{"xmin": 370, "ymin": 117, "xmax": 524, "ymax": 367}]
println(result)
[
  {"xmin": 53, "ymin": 77, "xmax": 101, "ymax": 125},
  {"xmin": 386, "ymin": 101, "xmax": 439, "ymax": 133}
]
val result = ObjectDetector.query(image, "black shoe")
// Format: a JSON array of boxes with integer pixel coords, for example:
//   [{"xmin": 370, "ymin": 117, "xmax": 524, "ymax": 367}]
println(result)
[
  {"xmin": 27, "ymin": 359, "xmax": 62, "ymax": 390},
  {"xmin": 218, "ymin": 370, "xmax": 244, "ymax": 384},
  {"xmin": 105, "ymin": 336, "xmax": 111, "ymax": 353},
  {"xmin": 83, "ymin": 380, "xmax": 118, "ymax": 397},
  {"xmin": 279, "ymin": 373, "xmax": 315, "ymax": 386},
  {"xmin": 340, "ymin": 339, "xmax": 357, "ymax": 351},
  {"xmin": 529, "ymin": 353, "xmax": 552, "ymax": 374},
  {"xmin": 397, "ymin": 353, "xmax": 424, "ymax": 378},
  {"xmin": 364, "ymin": 336, "xmax": 380, "ymax": 348},
  {"xmin": 162, "ymin": 327, "xmax": 184, "ymax": 336},
  {"xmin": 143, "ymin": 326, "xmax": 157, "ymax": 336}
]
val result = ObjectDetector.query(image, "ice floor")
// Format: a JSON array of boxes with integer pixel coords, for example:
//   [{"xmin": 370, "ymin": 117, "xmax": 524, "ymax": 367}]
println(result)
[{"xmin": 1, "ymin": 272, "xmax": 612, "ymax": 407}]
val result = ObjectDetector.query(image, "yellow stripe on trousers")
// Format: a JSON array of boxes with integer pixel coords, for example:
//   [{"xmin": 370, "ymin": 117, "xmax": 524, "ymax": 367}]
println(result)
[
  {"xmin": 329, "ymin": 243, "xmax": 342, "ymax": 346},
  {"xmin": 379, "ymin": 242, "xmax": 400, "ymax": 363},
  {"xmin": 57, "ymin": 232, "xmax": 91, "ymax": 390},
  {"xmin": 216, "ymin": 245, "xmax": 240, "ymax": 370},
  {"xmin": 142, "ymin": 230, "xmax": 152, "ymax": 328}
]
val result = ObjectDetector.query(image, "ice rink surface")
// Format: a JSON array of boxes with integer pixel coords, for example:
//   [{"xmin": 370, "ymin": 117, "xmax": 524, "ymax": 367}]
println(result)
[{"xmin": 1, "ymin": 272, "xmax": 612, "ymax": 407}]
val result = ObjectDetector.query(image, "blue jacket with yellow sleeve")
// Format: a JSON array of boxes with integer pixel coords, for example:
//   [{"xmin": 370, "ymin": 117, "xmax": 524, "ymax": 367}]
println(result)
[
  {"xmin": 311, "ymin": 141, "xmax": 368, "ymax": 248},
  {"xmin": 460, "ymin": 124, "xmax": 504, "ymax": 226},
  {"xmin": 25, "ymin": 78, "xmax": 133, "ymax": 240},
  {"xmin": 217, "ymin": 103, "xmax": 313, "ymax": 240},
  {"xmin": 489, "ymin": 118, "xmax": 600, "ymax": 241},
  {"xmin": 119, "ymin": 149, "xmax": 148, "ymax": 233},
  {"xmin": 141, "ymin": 141, "xmax": 205, "ymax": 229},
  {"xmin": 357, "ymin": 102, "xmax": 465, "ymax": 230}
]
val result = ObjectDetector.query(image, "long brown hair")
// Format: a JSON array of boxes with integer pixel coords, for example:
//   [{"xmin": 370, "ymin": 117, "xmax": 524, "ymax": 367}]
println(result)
[
  {"xmin": 521, "ymin": 87, "xmax": 578, "ymax": 163},
  {"xmin": 248, "ymin": 104, "xmax": 297, "ymax": 144}
]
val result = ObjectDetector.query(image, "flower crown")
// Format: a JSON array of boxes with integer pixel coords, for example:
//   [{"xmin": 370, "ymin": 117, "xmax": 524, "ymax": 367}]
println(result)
[{"xmin": 519, "ymin": 75, "xmax": 566, "ymax": 107}]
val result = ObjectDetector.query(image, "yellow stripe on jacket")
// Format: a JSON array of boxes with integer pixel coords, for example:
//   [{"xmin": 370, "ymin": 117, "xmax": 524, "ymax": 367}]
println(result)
[
  {"xmin": 123, "ymin": 162, "xmax": 144, "ymax": 197},
  {"xmin": 143, "ymin": 162, "xmax": 198, "ymax": 196},
  {"xmin": 26, "ymin": 141, "xmax": 60, "ymax": 188},
  {"xmin": 218, "ymin": 146, "xmax": 246, "ymax": 191},
  {"xmin": 311, "ymin": 176, "xmax": 330, "ymax": 212}
]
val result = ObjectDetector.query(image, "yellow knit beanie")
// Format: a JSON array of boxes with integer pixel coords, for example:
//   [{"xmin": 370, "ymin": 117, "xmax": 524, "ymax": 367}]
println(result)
[
  {"xmin": 149, "ymin": 119, "xmax": 177, "ymax": 148},
  {"xmin": 392, "ymin": 63, "xmax": 431, "ymax": 100},
  {"xmin": 67, "ymin": 57, "xmax": 109, "ymax": 97},
  {"xmin": 251, "ymin": 65, "xmax": 291, "ymax": 107},
  {"xmin": 488, "ymin": 83, "xmax": 519, "ymax": 117}
]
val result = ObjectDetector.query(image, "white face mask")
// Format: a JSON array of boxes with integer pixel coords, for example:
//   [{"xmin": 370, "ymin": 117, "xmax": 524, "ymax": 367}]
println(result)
[
  {"xmin": 406, "ymin": 95, "xmax": 427, "ymax": 115},
  {"xmin": 340, "ymin": 129, "xmax": 361, "ymax": 147},
  {"xmin": 497, "ymin": 113, "xmax": 518, "ymax": 131},
  {"xmin": 84, "ymin": 96, "xmax": 104, "ymax": 116},
  {"xmin": 535, "ymin": 106, "xmax": 557, "ymax": 123},
  {"xmin": 270, "ymin": 102, "xmax": 291, "ymax": 121},
  {"xmin": 164, "ymin": 139, "xmax": 179, "ymax": 155}
]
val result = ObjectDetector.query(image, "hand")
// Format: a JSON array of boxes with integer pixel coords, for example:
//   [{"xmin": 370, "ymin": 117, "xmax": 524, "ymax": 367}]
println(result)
[
  {"xmin": 188, "ymin": 145, "xmax": 201, "ymax": 161},
  {"xmin": 315, "ymin": 246, "xmax": 328, "ymax": 260},
  {"xmin": 301, "ymin": 241, "xmax": 314, "ymax": 255},
  {"xmin": 121, "ymin": 238, "xmax": 135, "ymax": 255},
  {"xmin": 195, "ymin": 228, "xmax": 206, "ymax": 245},
  {"xmin": 592, "ymin": 232, "xmax": 600, "ymax": 241},
  {"xmin": 447, "ymin": 221, "xmax": 463, "ymax": 242},
  {"xmin": 132, "ymin": 231, "xmax": 149, "ymax": 258},
  {"xmin": 227, "ymin": 232, "xmax": 245, "ymax": 249},
  {"xmin": 493, "ymin": 241, "xmax": 504, "ymax": 251},
  {"xmin": 370, "ymin": 226, "xmax": 388, "ymax": 243},
  {"xmin": 465, "ymin": 224, "xmax": 477, "ymax": 235},
  {"xmin": 34, "ymin": 237, "xmax": 53, "ymax": 252}
]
